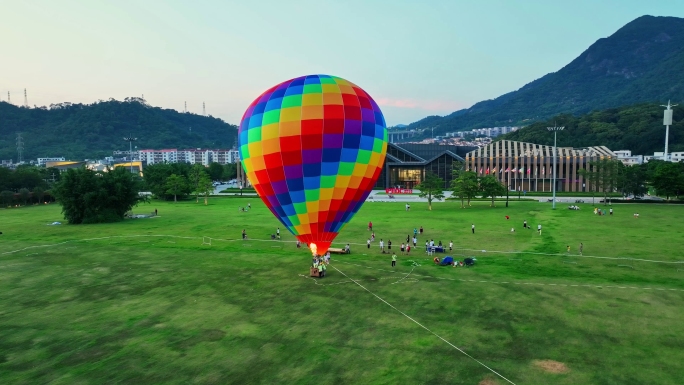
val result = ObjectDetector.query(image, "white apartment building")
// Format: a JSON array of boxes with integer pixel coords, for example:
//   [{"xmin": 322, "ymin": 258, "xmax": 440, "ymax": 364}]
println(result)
[
  {"xmin": 139, "ymin": 149, "xmax": 178, "ymax": 164},
  {"xmin": 37, "ymin": 157, "xmax": 65, "ymax": 166},
  {"xmin": 447, "ymin": 126, "xmax": 520, "ymax": 138}
]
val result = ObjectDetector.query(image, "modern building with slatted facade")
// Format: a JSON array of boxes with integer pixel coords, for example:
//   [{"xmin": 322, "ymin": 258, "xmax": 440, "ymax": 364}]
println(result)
[{"xmin": 464, "ymin": 140, "xmax": 616, "ymax": 192}]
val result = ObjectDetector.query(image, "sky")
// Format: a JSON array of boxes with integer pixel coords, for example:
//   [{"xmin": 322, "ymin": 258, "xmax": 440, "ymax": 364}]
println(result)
[{"xmin": 2, "ymin": 0, "xmax": 683, "ymax": 126}]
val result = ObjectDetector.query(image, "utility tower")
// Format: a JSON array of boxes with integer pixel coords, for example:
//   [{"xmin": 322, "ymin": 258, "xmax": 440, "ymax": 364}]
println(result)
[
  {"xmin": 203, "ymin": 102, "xmax": 206, "ymax": 116},
  {"xmin": 24, "ymin": 89, "xmax": 28, "ymax": 107},
  {"xmin": 184, "ymin": 101, "xmax": 187, "ymax": 113},
  {"xmin": 7, "ymin": 91, "xmax": 10, "ymax": 104},
  {"xmin": 16, "ymin": 133, "xmax": 24, "ymax": 163}
]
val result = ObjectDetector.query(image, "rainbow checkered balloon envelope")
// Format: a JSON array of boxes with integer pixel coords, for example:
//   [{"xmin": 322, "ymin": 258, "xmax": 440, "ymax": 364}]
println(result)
[{"xmin": 238, "ymin": 74, "xmax": 388, "ymax": 255}]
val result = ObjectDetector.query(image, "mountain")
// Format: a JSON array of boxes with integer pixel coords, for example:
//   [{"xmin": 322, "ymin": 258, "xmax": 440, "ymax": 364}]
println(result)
[
  {"xmin": 499, "ymin": 102, "xmax": 683, "ymax": 155},
  {"xmin": 407, "ymin": 15, "xmax": 684, "ymax": 135},
  {"xmin": 0, "ymin": 98, "xmax": 238, "ymax": 161}
]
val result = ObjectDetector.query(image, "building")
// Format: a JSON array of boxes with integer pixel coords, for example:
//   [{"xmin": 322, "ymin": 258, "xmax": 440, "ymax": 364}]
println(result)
[
  {"xmin": 136, "ymin": 148, "xmax": 239, "ymax": 166},
  {"xmin": 614, "ymin": 150, "xmax": 644, "ymax": 166},
  {"xmin": 672, "ymin": 152, "xmax": 684, "ymax": 162},
  {"xmin": 375, "ymin": 143, "xmax": 476, "ymax": 189},
  {"xmin": 37, "ymin": 157, "xmax": 65, "ymax": 166},
  {"xmin": 464, "ymin": 140, "xmax": 616, "ymax": 192},
  {"xmin": 447, "ymin": 126, "xmax": 520, "ymax": 138},
  {"xmin": 45, "ymin": 161, "xmax": 86, "ymax": 171}
]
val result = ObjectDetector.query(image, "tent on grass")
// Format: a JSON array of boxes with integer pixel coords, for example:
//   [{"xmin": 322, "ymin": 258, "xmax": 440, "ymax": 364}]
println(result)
[{"xmin": 440, "ymin": 256, "xmax": 454, "ymax": 266}]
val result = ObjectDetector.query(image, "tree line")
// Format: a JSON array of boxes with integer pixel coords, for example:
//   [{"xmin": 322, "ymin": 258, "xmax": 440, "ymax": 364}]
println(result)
[{"xmin": 142, "ymin": 162, "xmax": 237, "ymax": 202}]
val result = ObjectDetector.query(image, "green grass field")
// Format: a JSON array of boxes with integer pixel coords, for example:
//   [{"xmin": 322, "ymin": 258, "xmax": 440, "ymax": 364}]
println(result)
[{"xmin": 1, "ymin": 199, "xmax": 684, "ymax": 384}]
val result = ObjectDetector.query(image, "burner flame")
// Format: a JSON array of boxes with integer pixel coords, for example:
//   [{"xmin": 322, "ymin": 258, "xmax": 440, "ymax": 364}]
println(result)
[{"xmin": 309, "ymin": 243, "xmax": 318, "ymax": 257}]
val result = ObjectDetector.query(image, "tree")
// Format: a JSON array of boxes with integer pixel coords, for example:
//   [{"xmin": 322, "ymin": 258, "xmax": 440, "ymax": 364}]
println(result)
[
  {"xmin": 198, "ymin": 174, "xmax": 214, "ymax": 205},
  {"xmin": 451, "ymin": 171, "xmax": 479, "ymax": 208},
  {"xmin": 188, "ymin": 164, "xmax": 207, "ymax": 203},
  {"xmin": 621, "ymin": 165, "xmax": 648, "ymax": 198},
  {"xmin": 479, "ymin": 175, "xmax": 506, "ymax": 207},
  {"xmin": 165, "ymin": 174, "xmax": 187, "ymax": 203},
  {"xmin": 416, "ymin": 172, "xmax": 445, "ymax": 210},
  {"xmin": 144, "ymin": 163, "xmax": 193, "ymax": 200},
  {"xmin": 595, "ymin": 159, "xmax": 621, "ymax": 205},
  {"xmin": 18, "ymin": 188, "xmax": 31, "ymax": 206},
  {"xmin": 652, "ymin": 162, "xmax": 684, "ymax": 200},
  {"xmin": 33, "ymin": 186, "xmax": 45, "ymax": 204},
  {"xmin": 208, "ymin": 162, "xmax": 224, "ymax": 181},
  {"xmin": 0, "ymin": 190, "xmax": 14, "ymax": 207},
  {"xmin": 222, "ymin": 163, "xmax": 237, "ymax": 180},
  {"xmin": 52, "ymin": 167, "xmax": 145, "ymax": 224}
]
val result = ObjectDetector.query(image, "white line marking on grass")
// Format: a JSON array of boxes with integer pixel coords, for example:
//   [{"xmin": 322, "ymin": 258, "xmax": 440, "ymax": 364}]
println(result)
[
  {"xmin": 330, "ymin": 264, "xmax": 517, "ymax": 385},
  {"xmin": 390, "ymin": 266, "xmax": 416, "ymax": 285},
  {"xmin": 332, "ymin": 260, "xmax": 684, "ymax": 293}
]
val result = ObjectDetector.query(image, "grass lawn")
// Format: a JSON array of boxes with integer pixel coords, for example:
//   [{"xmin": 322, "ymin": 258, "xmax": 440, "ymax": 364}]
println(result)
[{"xmin": 1, "ymin": 199, "xmax": 684, "ymax": 384}]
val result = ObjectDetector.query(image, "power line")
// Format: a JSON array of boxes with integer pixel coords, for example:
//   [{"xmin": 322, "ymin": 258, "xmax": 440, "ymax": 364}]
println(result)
[{"xmin": 16, "ymin": 133, "xmax": 24, "ymax": 163}]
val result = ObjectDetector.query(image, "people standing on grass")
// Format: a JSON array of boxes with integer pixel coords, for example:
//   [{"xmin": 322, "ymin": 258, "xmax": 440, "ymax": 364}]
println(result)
[
  {"xmin": 413, "ymin": 236, "xmax": 417, "ymax": 247},
  {"xmin": 449, "ymin": 241, "xmax": 453, "ymax": 252},
  {"xmin": 425, "ymin": 240, "xmax": 429, "ymax": 251},
  {"xmin": 242, "ymin": 229, "xmax": 247, "ymax": 240},
  {"xmin": 296, "ymin": 240, "xmax": 301, "ymax": 248},
  {"xmin": 523, "ymin": 220, "xmax": 527, "ymax": 229},
  {"xmin": 537, "ymin": 224, "xmax": 542, "ymax": 235},
  {"xmin": 567, "ymin": 245, "xmax": 571, "ymax": 254},
  {"xmin": 610, "ymin": 208, "xmax": 613, "ymax": 216},
  {"xmin": 248, "ymin": 203, "xmax": 251, "ymax": 209},
  {"xmin": 471, "ymin": 224, "xmax": 475, "ymax": 234},
  {"xmin": 406, "ymin": 244, "xmax": 411, "ymax": 255},
  {"xmin": 368, "ymin": 221, "xmax": 373, "ymax": 231},
  {"xmin": 414, "ymin": 228, "xmax": 418, "ymax": 236},
  {"xmin": 155, "ymin": 208, "xmax": 158, "ymax": 216},
  {"xmin": 388, "ymin": 239, "xmax": 392, "ymax": 250},
  {"xmin": 406, "ymin": 203, "xmax": 409, "ymax": 211},
  {"xmin": 379, "ymin": 239, "xmax": 384, "ymax": 253},
  {"xmin": 367, "ymin": 238, "xmax": 371, "ymax": 249},
  {"xmin": 406, "ymin": 234, "xmax": 410, "ymax": 244},
  {"xmin": 392, "ymin": 252, "xmax": 397, "ymax": 267},
  {"xmin": 276, "ymin": 227, "xmax": 280, "ymax": 239},
  {"xmin": 579, "ymin": 242, "xmax": 584, "ymax": 255},
  {"xmin": 401, "ymin": 243, "xmax": 405, "ymax": 254},
  {"xmin": 371, "ymin": 232, "xmax": 375, "ymax": 242},
  {"xmin": 420, "ymin": 226, "xmax": 424, "ymax": 234}
]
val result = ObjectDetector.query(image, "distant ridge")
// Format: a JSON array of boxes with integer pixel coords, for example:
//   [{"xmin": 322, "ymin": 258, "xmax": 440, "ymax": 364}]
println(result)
[
  {"xmin": 0, "ymin": 98, "xmax": 237, "ymax": 160},
  {"xmin": 407, "ymin": 15, "xmax": 684, "ymax": 135}
]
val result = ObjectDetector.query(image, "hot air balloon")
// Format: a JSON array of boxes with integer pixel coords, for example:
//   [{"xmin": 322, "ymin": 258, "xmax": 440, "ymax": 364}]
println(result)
[{"xmin": 238, "ymin": 74, "xmax": 388, "ymax": 256}]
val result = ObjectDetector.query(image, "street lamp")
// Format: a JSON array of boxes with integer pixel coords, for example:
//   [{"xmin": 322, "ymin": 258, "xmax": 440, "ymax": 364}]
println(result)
[
  {"xmin": 547, "ymin": 124, "xmax": 565, "ymax": 210},
  {"xmin": 506, "ymin": 184, "xmax": 510, "ymax": 207},
  {"xmin": 661, "ymin": 100, "xmax": 678, "ymax": 161},
  {"xmin": 123, "ymin": 136, "xmax": 137, "ymax": 175}
]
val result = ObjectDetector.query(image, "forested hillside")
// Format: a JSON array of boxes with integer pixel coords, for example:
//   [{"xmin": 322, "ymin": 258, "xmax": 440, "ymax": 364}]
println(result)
[
  {"xmin": 407, "ymin": 15, "xmax": 684, "ymax": 135},
  {"xmin": 499, "ymin": 103, "xmax": 684, "ymax": 154},
  {"xmin": 0, "ymin": 97, "xmax": 237, "ymax": 161}
]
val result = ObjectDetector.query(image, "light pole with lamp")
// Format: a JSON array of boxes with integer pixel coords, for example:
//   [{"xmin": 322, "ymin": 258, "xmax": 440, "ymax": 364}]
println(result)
[
  {"xmin": 123, "ymin": 136, "xmax": 137, "ymax": 175},
  {"xmin": 547, "ymin": 124, "xmax": 564, "ymax": 210},
  {"xmin": 661, "ymin": 100, "xmax": 677, "ymax": 161}
]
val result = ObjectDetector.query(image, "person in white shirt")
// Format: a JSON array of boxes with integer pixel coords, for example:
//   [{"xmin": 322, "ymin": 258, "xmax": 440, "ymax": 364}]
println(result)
[
  {"xmin": 471, "ymin": 224, "xmax": 475, "ymax": 234},
  {"xmin": 412, "ymin": 236, "xmax": 417, "ymax": 246},
  {"xmin": 537, "ymin": 224, "xmax": 542, "ymax": 235},
  {"xmin": 405, "ymin": 203, "xmax": 409, "ymax": 211},
  {"xmin": 379, "ymin": 239, "xmax": 384, "ymax": 252},
  {"xmin": 449, "ymin": 241, "xmax": 453, "ymax": 251}
]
